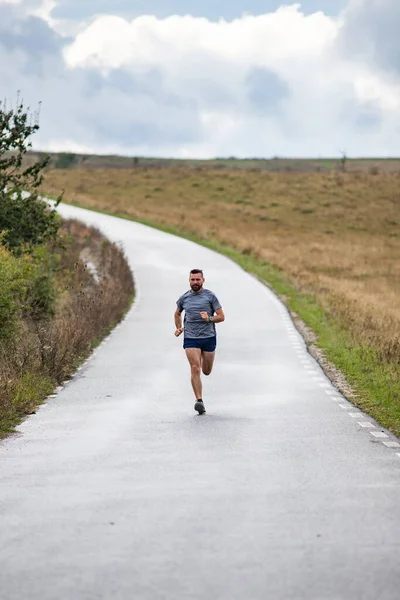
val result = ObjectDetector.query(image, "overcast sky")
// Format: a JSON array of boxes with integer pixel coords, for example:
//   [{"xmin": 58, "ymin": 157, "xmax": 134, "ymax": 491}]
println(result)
[{"xmin": 1, "ymin": 0, "xmax": 399, "ymax": 158}]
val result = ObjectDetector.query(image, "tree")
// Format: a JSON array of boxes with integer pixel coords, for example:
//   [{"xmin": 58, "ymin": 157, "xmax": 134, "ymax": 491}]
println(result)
[{"xmin": 0, "ymin": 96, "xmax": 62, "ymax": 253}]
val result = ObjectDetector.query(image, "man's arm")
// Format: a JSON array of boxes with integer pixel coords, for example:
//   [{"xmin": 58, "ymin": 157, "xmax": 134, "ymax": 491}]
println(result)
[
  {"xmin": 200, "ymin": 307, "xmax": 225, "ymax": 323},
  {"xmin": 174, "ymin": 309, "xmax": 184, "ymax": 337},
  {"xmin": 213, "ymin": 307, "xmax": 225, "ymax": 323}
]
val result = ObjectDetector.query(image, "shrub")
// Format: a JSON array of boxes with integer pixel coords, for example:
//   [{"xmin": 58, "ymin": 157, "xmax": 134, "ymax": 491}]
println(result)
[
  {"xmin": 54, "ymin": 152, "xmax": 77, "ymax": 169},
  {"xmin": 24, "ymin": 246, "xmax": 57, "ymax": 321},
  {"xmin": 0, "ymin": 241, "xmax": 57, "ymax": 340},
  {"xmin": 0, "ymin": 98, "xmax": 62, "ymax": 253},
  {"xmin": 0, "ymin": 242, "xmax": 32, "ymax": 340}
]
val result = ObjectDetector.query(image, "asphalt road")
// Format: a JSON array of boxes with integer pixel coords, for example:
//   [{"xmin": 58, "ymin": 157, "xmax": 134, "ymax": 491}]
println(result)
[{"xmin": 1, "ymin": 204, "xmax": 399, "ymax": 600}]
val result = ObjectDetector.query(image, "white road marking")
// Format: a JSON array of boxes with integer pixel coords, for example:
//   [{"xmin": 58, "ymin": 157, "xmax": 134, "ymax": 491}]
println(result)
[
  {"xmin": 370, "ymin": 432, "xmax": 389, "ymax": 439},
  {"xmin": 357, "ymin": 422, "xmax": 376, "ymax": 428},
  {"xmin": 339, "ymin": 404, "xmax": 349, "ymax": 409},
  {"xmin": 382, "ymin": 442, "xmax": 400, "ymax": 448},
  {"xmin": 349, "ymin": 412, "xmax": 362, "ymax": 417}
]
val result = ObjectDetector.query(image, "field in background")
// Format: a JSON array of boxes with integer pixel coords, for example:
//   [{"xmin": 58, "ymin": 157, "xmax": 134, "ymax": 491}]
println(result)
[
  {"xmin": 41, "ymin": 164, "xmax": 400, "ymax": 434},
  {"xmin": 28, "ymin": 151, "xmax": 400, "ymax": 173}
]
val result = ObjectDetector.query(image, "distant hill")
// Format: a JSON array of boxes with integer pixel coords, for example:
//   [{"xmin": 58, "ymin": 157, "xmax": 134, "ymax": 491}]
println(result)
[{"xmin": 27, "ymin": 151, "xmax": 400, "ymax": 173}]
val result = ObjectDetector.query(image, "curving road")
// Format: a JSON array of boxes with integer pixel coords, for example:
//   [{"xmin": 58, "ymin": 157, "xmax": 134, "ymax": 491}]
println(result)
[{"xmin": 1, "ymin": 204, "xmax": 399, "ymax": 600}]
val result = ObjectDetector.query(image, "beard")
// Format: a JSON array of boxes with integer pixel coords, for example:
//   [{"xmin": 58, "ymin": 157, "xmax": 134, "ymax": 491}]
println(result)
[{"xmin": 190, "ymin": 284, "xmax": 202, "ymax": 291}]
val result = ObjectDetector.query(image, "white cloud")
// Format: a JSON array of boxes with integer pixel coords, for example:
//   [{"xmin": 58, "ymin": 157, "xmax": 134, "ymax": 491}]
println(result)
[
  {"xmin": 64, "ymin": 8, "xmax": 337, "ymax": 72},
  {"xmin": 2, "ymin": 1, "xmax": 400, "ymax": 157},
  {"xmin": 60, "ymin": 6, "xmax": 400, "ymax": 157},
  {"xmin": 32, "ymin": 0, "xmax": 57, "ymax": 24}
]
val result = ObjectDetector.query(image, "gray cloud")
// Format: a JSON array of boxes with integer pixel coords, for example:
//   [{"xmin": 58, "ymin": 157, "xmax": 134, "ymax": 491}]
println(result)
[
  {"xmin": 246, "ymin": 68, "xmax": 288, "ymax": 115},
  {"xmin": 0, "ymin": 6, "xmax": 204, "ymax": 153},
  {"xmin": 339, "ymin": 0, "xmax": 400, "ymax": 75},
  {"xmin": 0, "ymin": 11, "xmax": 65, "ymax": 77},
  {"xmin": 1, "ymin": 2, "xmax": 399, "ymax": 158},
  {"xmin": 338, "ymin": 96, "xmax": 382, "ymax": 134}
]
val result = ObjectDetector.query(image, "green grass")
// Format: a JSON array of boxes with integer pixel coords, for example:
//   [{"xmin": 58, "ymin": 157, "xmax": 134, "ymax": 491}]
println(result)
[
  {"xmin": 64, "ymin": 198, "xmax": 400, "ymax": 438},
  {"xmin": 0, "ymin": 372, "xmax": 53, "ymax": 438}
]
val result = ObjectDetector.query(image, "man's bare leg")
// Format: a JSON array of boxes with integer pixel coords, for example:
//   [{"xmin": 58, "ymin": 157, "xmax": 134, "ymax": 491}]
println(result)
[
  {"xmin": 201, "ymin": 351, "xmax": 215, "ymax": 376},
  {"xmin": 185, "ymin": 348, "xmax": 202, "ymax": 400}
]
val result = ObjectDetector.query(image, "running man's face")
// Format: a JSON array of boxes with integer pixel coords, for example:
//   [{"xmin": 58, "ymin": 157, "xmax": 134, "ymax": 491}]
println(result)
[{"xmin": 189, "ymin": 272, "xmax": 204, "ymax": 292}]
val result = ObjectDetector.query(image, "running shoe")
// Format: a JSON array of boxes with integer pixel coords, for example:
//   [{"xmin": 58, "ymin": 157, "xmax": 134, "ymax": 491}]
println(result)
[{"xmin": 194, "ymin": 400, "xmax": 206, "ymax": 415}]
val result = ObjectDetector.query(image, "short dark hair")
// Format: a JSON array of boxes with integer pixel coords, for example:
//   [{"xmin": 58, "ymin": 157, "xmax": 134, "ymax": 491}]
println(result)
[{"xmin": 190, "ymin": 269, "xmax": 203, "ymax": 276}]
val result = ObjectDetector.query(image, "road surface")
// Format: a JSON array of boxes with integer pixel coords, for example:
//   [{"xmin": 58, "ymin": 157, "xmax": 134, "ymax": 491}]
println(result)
[{"xmin": 1, "ymin": 204, "xmax": 399, "ymax": 599}]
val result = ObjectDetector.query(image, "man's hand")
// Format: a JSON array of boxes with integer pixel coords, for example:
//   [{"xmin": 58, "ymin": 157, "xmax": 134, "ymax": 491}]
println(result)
[
  {"xmin": 175, "ymin": 327, "xmax": 184, "ymax": 337},
  {"xmin": 200, "ymin": 312, "xmax": 210, "ymax": 322}
]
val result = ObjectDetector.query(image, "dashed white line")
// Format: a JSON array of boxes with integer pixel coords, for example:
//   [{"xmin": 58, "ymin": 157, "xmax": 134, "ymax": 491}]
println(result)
[
  {"xmin": 357, "ymin": 422, "xmax": 376, "ymax": 429},
  {"xmin": 382, "ymin": 441, "xmax": 400, "ymax": 448},
  {"xmin": 370, "ymin": 432, "xmax": 389, "ymax": 439},
  {"xmin": 349, "ymin": 412, "xmax": 362, "ymax": 417}
]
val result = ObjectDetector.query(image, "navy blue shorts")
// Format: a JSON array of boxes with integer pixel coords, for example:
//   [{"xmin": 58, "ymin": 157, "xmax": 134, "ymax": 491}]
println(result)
[{"xmin": 183, "ymin": 336, "xmax": 217, "ymax": 352}]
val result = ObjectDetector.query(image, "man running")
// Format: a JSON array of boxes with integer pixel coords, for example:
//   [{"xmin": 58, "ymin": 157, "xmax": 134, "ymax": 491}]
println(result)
[{"xmin": 174, "ymin": 269, "xmax": 225, "ymax": 414}]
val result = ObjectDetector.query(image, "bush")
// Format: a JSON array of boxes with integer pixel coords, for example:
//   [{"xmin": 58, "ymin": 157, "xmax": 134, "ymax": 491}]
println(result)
[
  {"xmin": 54, "ymin": 152, "xmax": 77, "ymax": 169},
  {"xmin": 0, "ymin": 242, "xmax": 32, "ymax": 340},
  {"xmin": 0, "ymin": 240, "xmax": 57, "ymax": 341},
  {"xmin": 0, "ymin": 98, "xmax": 62, "ymax": 253},
  {"xmin": 24, "ymin": 245, "xmax": 57, "ymax": 321},
  {"xmin": 0, "ymin": 190, "xmax": 62, "ymax": 254}
]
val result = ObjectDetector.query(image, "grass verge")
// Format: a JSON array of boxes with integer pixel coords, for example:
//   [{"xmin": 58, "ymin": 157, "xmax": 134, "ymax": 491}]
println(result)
[
  {"xmin": 63, "ymin": 199, "xmax": 400, "ymax": 438},
  {"xmin": 0, "ymin": 219, "xmax": 135, "ymax": 439}
]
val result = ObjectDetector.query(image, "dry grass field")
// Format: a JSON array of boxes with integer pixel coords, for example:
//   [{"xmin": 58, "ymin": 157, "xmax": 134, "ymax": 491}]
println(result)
[
  {"xmin": 42, "ymin": 168, "xmax": 400, "ymax": 359},
  {"xmin": 41, "ymin": 166, "xmax": 400, "ymax": 432}
]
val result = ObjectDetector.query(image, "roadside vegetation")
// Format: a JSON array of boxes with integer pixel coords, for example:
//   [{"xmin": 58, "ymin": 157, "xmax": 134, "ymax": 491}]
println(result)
[
  {"xmin": 0, "ymin": 102, "xmax": 134, "ymax": 437},
  {"xmin": 41, "ymin": 165, "xmax": 400, "ymax": 436}
]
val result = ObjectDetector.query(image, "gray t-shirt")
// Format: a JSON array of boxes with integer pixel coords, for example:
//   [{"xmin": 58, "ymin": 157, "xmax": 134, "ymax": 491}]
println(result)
[{"xmin": 176, "ymin": 288, "xmax": 221, "ymax": 339}]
